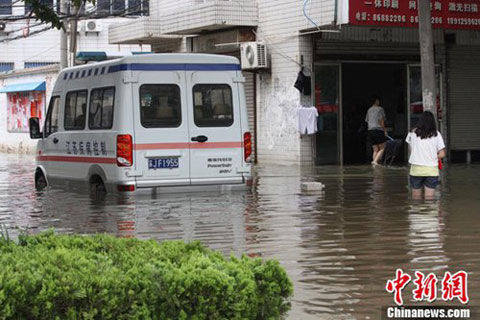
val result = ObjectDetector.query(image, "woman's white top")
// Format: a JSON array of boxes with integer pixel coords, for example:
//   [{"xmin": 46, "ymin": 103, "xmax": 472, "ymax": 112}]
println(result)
[
  {"xmin": 365, "ymin": 106, "xmax": 385, "ymax": 130},
  {"xmin": 406, "ymin": 131, "xmax": 445, "ymax": 167}
]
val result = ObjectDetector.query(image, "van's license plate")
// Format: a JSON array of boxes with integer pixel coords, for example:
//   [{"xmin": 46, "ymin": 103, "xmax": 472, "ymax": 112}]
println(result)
[{"xmin": 148, "ymin": 158, "xmax": 179, "ymax": 169}]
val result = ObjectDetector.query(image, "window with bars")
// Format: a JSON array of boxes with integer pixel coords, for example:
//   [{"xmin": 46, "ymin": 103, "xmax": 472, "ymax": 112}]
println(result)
[
  {"xmin": 96, "ymin": 0, "xmax": 148, "ymax": 15},
  {"xmin": 25, "ymin": 0, "xmax": 54, "ymax": 14},
  {"xmin": 24, "ymin": 62, "xmax": 57, "ymax": 69},
  {"xmin": 0, "ymin": 63, "xmax": 14, "ymax": 72},
  {"xmin": 0, "ymin": 0, "xmax": 12, "ymax": 15},
  {"xmin": 127, "ymin": 0, "xmax": 149, "ymax": 16}
]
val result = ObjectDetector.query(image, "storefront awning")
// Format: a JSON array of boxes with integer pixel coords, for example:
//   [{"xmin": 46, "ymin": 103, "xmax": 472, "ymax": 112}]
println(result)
[{"xmin": 0, "ymin": 81, "xmax": 46, "ymax": 93}]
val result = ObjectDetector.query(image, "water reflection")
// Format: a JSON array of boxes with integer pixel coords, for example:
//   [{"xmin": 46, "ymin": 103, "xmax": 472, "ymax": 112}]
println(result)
[{"xmin": 1, "ymin": 155, "xmax": 479, "ymax": 319}]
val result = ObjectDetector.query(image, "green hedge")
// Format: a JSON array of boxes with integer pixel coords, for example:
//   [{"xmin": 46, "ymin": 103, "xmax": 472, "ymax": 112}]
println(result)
[{"xmin": 0, "ymin": 231, "xmax": 293, "ymax": 320}]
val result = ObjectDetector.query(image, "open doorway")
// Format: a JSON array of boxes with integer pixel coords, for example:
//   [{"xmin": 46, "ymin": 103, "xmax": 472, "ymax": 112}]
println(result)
[{"xmin": 342, "ymin": 63, "xmax": 408, "ymax": 164}]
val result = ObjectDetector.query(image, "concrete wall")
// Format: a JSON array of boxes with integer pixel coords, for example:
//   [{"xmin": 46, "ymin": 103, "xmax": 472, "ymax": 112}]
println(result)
[{"xmin": 255, "ymin": 0, "xmax": 335, "ymax": 164}]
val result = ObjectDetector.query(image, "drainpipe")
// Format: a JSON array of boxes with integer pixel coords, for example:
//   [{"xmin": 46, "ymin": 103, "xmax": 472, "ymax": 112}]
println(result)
[{"xmin": 333, "ymin": 0, "xmax": 338, "ymax": 25}]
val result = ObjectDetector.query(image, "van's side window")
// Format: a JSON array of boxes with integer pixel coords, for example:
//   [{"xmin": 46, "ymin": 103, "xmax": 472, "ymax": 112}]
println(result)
[
  {"xmin": 139, "ymin": 84, "xmax": 181, "ymax": 128},
  {"xmin": 193, "ymin": 84, "xmax": 233, "ymax": 127},
  {"xmin": 44, "ymin": 96, "xmax": 60, "ymax": 137},
  {"xmin": 64, "ymin": 90, "xmax": 87, "ymax": 130},
  {"xmin": 89, "ymin": 87, "xmax": 115, "ymax": 129}
]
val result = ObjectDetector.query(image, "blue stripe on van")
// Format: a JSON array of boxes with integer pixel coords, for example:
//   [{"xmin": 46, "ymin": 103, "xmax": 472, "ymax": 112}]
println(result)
[{"xmin": 107, "ymin": 63, "xmax": 241, "ymax": 73}]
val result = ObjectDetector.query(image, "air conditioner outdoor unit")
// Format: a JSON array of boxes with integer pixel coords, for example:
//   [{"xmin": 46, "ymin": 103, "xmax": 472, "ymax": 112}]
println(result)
[
  {"xmin": 240, "ymin": 41, "xmax": 268, "ymax": 70},
  {"xmin": 84, "ymin": 20, "xmax": 102, "ymax": 32}
]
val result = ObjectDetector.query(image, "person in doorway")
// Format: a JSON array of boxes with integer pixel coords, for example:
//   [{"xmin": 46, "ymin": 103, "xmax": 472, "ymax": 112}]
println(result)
[
  {"xmin": 365, "ymin": 97, "xmax": 388, "ymax": 165},
  {"xmin": 406, "ymin": 111, "xmax": 446, "ymax": 200}
]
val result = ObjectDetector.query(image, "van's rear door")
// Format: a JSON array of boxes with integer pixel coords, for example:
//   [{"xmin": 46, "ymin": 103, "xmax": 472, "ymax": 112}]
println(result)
[
  {"xmin": 133, "ymin": 71, "xmax": 191, "ymax": 187},
  {"xmin": 186, "ymin": 70, "xmax": 244, "ymax": 185}
]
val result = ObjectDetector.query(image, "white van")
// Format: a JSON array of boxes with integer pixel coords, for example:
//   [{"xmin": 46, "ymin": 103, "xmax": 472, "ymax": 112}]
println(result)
[{"xmin": 29, "ymin": 54, "xmax": 252, "ymax": 194}]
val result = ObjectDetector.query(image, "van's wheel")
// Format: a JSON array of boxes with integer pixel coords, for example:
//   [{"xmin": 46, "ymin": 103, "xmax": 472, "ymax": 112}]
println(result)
[
  {"xmin": 35, "ymin": 171, "xmax": 47, "ymax": 191},
  {"xmin": 90, "ymin": 175, "xmax": 106, "ymax": 194}
]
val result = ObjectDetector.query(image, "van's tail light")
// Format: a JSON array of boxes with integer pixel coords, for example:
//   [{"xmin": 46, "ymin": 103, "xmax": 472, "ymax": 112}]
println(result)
[
  {"xmin": 244, "ymin": 132, "xmax": 252, "ymax": 163},
  {"xmin": 117, "ymin": 134, "xmax": 133, "ymax": 167},
  {"xmin": 117, "ymin": 185, "xmax": 135, "ymax": 192}
]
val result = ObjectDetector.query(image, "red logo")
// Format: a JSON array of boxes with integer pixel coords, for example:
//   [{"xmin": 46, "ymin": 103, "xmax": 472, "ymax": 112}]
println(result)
[
  {"xmin": 413, "ymin": 272, "xmax": 438, "ymax": 302},
  {"xmin": 386, "ymin": 270, "xmax": 469, "ymax": 305},
  {"xmin": 386, "ymin": 269, "xmax": 412, "ymax": 306},
  {"xmin": 442, "ymin": 271, "xmax": 469, "ymax": 304}
]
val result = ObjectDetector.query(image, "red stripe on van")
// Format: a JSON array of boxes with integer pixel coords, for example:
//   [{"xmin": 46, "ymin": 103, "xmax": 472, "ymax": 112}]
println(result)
[
  {"xmin": 134, "ymin": 143, "xmax": 190, "ymax": 150},
  {"xmin": 134, "ymin": 142, "xmax": 242, "ymax": 150},
  {"xmin": 37, "ymin": 155, "xmax": 116, "ymax": 164}
]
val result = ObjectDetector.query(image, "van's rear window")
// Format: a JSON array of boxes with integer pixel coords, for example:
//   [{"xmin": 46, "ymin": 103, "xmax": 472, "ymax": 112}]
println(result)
[
  {"xmin": 139, "ymin": 84, "xmax": 181, "ymax": 128},
  {"xmin": 193, "ymin": 84, "xmax": 233, "ymax": 127}
]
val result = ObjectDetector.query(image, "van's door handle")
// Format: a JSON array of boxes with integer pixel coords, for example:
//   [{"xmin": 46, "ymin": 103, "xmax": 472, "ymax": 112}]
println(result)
[
  {"xmin": 53, "ymin": 137, "xmax": 59, "ymax": 144},
  {"xmin": 191, "ymin": 135, "xmax": 208, "ymax": 143}
]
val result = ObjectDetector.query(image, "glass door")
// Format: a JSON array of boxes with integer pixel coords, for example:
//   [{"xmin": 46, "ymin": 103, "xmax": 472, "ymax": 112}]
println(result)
[
  {"xmin": 315, "ymin": 64, "xmax": 341, "ymax": 165},
  {"xmin": 407, "ymin": 65, "xmax": 443, "ymax": 132}
]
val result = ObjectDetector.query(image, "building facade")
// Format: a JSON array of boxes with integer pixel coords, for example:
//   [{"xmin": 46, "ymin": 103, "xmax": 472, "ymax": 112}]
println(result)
[
  {"xmin": 0, "ymin": 0, "xmax": 150, "ymax": 152},
  {"xmin": 4, "ymin": 0, "xmax": 477, "ymax": 163}
]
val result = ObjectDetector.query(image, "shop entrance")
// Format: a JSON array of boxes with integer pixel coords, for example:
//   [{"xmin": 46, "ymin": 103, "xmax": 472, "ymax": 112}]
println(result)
[
  {"xmin": 342, "ymin": 63, "xmax": 408, "ymax": 164},
  {"xmin": 315, "ymin": 62, "xmax": 410, "ymax": 165}
]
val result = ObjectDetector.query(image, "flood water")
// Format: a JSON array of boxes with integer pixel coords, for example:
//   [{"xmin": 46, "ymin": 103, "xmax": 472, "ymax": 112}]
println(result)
[{"xmin": 1, "ymin": 154, "xmax": 479, "ymax": 319}]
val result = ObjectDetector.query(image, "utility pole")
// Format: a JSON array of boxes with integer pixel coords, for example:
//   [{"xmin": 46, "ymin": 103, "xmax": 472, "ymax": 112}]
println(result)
[
  {"xmin": 418, "ymin": 0, "xmax": 437, "ymax": 117},
  {"xmin": 69, "ymin": 5, "xmax": 79, "ymax": 66},
  {"xmin": 59, "ymin": 0, "xmax": 68, "ymax": 69}
]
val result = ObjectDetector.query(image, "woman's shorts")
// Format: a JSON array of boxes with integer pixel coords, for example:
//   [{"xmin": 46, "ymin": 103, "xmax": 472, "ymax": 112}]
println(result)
[
  {"xmin": 409, "ymin": 175, "xmax": 440, "ymax": 189},
  {"xmin": 368, "ymin": 129, "xmax": 388, "ymax": 146}
]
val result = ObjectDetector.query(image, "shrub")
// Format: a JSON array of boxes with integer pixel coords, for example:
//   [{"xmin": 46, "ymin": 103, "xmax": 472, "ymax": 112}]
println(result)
[{"xmin": 0, "ymin": 231, "xmax": 293, "ymax": 320}]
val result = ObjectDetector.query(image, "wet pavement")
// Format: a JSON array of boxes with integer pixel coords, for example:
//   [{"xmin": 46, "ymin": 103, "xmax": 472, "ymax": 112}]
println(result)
[{"xmin": 1, "ymin": 154, "xmax": 479, "ymax": 319}]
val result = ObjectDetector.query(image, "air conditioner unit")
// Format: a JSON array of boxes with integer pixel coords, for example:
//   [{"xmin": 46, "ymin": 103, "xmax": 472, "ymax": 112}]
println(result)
[
  {"xmin": 84, "ymin": 20, "xmax": 102, "ymax": 32},
  {"xmin": 0, "ymin": 22, "xmax": 7, "ymax": 32},
  {"xmin": 240, "ymin": 41, "xmax": 268, "ymax": 70}
]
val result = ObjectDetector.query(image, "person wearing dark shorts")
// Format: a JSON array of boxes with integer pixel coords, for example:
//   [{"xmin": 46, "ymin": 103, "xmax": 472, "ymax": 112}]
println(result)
[
  {"xmin": 365, "ymin": 97, "xmax": 388, "ymax": 165},
  {"xmin": 406, "ymin": 111, "xmax": 446, "ymax": 200}
]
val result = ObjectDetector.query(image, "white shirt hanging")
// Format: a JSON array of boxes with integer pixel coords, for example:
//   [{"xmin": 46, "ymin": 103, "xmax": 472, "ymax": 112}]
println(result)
[{"xmin": 296, "ymin": 105, "xmax": 318, "ymax": 135}]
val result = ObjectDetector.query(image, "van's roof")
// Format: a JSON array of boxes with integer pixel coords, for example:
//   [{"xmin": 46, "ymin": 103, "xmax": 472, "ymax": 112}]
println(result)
[{"xmin": 60, "ymin": 53, "xmax": 240, "ymax": 75}]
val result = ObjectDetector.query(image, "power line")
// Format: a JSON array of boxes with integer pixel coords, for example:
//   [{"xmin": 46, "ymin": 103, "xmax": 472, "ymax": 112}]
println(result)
[
  {"xmin": 0, "ymin": 0, "xmax": 147, "ymax": 42},
  {"xmin": 0, "ymin": 25, "xmax": 52, "ymax": 42}
]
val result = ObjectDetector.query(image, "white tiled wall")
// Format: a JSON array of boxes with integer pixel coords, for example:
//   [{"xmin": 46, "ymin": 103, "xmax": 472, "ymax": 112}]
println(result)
[{"xmin": 255, "ymin": 0, "xmax": 335, "ymax": 165}]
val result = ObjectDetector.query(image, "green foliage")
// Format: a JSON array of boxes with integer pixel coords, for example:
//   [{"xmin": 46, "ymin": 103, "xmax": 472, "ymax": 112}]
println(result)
[
  {"xmin": 24, "ymin": 0, "xmax": 91, "ymax": 30},
  {"xmin": 24, "ymin": 0, "xmax": 66, "ymax": 30},
  {"xmin": 0, "ymin": 231, "xmax": 293, "ymax": 319}
]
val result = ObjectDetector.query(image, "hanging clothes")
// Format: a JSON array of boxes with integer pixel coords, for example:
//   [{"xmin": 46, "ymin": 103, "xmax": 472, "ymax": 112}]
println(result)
[
  {"xmin": 296, "ymin": 105, "xmax": 318, "ymax": 135},
  {"xmin": 294, "ymin": 71, "xmax": 312, "ymax": 96}
]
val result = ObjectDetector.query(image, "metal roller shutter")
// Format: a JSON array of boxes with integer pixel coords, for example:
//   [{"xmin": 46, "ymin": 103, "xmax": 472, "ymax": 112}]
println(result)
[
  {"xmin": 243, "ymin": 71, "xmax": 256, "ymax": 163},
  {"xmin": 229, "ymin": 52, "xmax": 257, "ymax": 163},
  {"xmin": 448, "ymin": 46, "xmax": 480, "ymax": 150},
  {"xmin": 225, "ymin": 52, "xmax": 257, "ymax": 162}
]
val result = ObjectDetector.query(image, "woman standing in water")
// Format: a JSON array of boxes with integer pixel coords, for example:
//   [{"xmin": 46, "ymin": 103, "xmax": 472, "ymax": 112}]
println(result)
[
  {"xmin": 406, "ymin": 111, "xmax": 446, "ymax": 199},
  {"xmin": 365, "ymin": 97, "xmax": 388, "ymax": 165}
]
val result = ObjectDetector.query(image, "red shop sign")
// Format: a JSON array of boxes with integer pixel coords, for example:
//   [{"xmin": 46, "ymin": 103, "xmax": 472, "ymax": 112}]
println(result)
[{"xmin": 350, "ymin": 0, "xmax": 480, "ymax": 30}]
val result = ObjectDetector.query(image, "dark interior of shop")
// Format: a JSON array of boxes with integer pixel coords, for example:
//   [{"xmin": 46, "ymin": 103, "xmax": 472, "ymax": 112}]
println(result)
[{"xmin": 342, "ymin": 63, "xmax": 408, "ymax": 164}]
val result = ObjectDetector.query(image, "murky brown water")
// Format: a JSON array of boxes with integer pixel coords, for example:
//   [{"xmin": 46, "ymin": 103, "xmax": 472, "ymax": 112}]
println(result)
[{"xmin": 1, "ymin": 154, "xmax": 479, "ymax": 319}]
